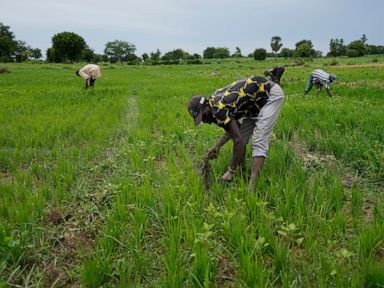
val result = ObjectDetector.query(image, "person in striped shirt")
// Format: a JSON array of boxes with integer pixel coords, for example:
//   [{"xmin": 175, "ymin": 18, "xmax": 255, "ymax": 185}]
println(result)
[
  {"xmin": 187, "ymin": 75, "xmax": 284, "ymax": 191},
  {"xmin": 304, "ymin": 69, "xmax": 336, "ymax": 97}
]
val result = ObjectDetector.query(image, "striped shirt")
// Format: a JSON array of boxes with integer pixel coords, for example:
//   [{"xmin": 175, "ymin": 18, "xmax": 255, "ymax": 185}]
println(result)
[{"xmin": 311, "ymin": 69, "xmax": 331, "ymax": 90}]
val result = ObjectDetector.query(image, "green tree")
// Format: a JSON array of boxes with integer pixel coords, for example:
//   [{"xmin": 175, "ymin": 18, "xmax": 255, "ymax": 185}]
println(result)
[
  {"xmin": 232, "ymin": 47, "xmax": 242, "ymax": 58},
  {"xmin": 104, "ymin": 40, "xmax": 136, "ymax": 63},
  {"xmin": 214, "ymin": 47, "xmax": 230, "ymax": 59},
  {"xmin": 295, "ymin": 43, "xmax": 312, "ymax": 58},
  {"xmin": 46, "ymin": 47, "xmax": 56, "ymax": 63},
  {"xmin": 361, "ymin": 34, "xmax": 368, "ymax": 44},
  {"xmin": 295, "ymin": 40, "xmax": 313, "ymax": 49},
  {"xmin": 142, "ymin": 53, "xmax": 149, "ymax": 64},
  {"xmin": 203, "ymin": 47, "xmax": 216, "ymax": 59},
  {"xmin": 280, "ymin": 48, "xmax": 294, "ymax": 58},
  {"xmin": 203, "ymin": 47, "xmax": 230, "ymax": 59},
  {"xmin": 253, "ymin": 48, "xmax": 267, "ymax": 60},
  {"xmin": 295, "ymin": 40, "xmax": 316, "ymax": 58},
  {"xmin": 161, "ymin": 48, "xmax": 189, "ymax": 63},
  {"xmin": 346, "ymin": 49, "xmax": 360, "ymax": 58},
  {"xmin": 150, "ymin": 49, "xmax": 161, "ymax": 61},
  {"xmin": 14, "ymin": 40, "xmax": 31, "ymax": 62},
  {"xmin": 367, "ymin": 45, "xmax": 384, "ymax": 55},
  {"xmin": 328, "ymin": 38, "xmax": 346, "ymax": 57},
  {"xmin": 51, "ymin": 32, "xmax": 86, "ymax": 62},
  {"xmin": 347, "ymin": 40, "xmax": 366, "ymax": 57},
  {"xmin": 94, "ymin": 53, "xmax": 107, "ymax": 62},
  {"xmin": 82, "ymin": 47, "xmax": 95, "ymax": 62},
  {"xmin": 29, "ymin": 48, "xmax": 42, "ymax": 60},
  {"xmin": 149, "ymin": 49, "xmax": 161, "ymax": 64},
  {"xmin": 0, "ymin": 22, "xmax": 17, "ymax": 62},
  {"xmin": 270, "ymin": 36, "xmax": 283, "ymax": 56}
]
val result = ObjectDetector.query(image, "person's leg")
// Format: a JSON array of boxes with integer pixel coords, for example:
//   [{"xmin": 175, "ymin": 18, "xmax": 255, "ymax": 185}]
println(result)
[
  {"xmin": 250, "ymin": 84, "xmax": 284, "ymax": 191},
  {"xmin": 249, "ymin": 156, "xmax": 265, "ymax": 191},
  {"xmin": 240, "ymin": 117, "xmax": 257, "ymax": 145},
  {"xmin": 315, "ymin": 83, "xmax": 322, "ymax": 94},
  {"xmin": 304, "ymin": 74, "xmax": 313, "ymax": 95},
  {"xmin": 85, "ymin": 77, "xmax": 91, "ymax": 88},
  {"xmin": 239, "ymin": 118, "xmax": 257, "ymax": 171},
  {"xmin": 90, "ymin": 78, "xmax": 96, "ymax": 87}
]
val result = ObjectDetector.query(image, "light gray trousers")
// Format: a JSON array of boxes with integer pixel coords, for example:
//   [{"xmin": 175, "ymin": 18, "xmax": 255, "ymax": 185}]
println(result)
[{"xmin": 239, "ymin": 83, "xmax": 284, "ymax": 158}]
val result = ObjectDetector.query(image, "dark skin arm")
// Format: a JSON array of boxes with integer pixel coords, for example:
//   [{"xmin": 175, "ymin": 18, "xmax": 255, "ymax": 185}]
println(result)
[
  {"xmin": 220, "ymin": 120, "xmax": 244, "ymax": 181},
  {"xmin": 205, "ymin": 132, "xmax": 231, "ymax": 160},
  {"xmin": 202, "ymin": 105, "xmax": 233, "ymax": 160}
]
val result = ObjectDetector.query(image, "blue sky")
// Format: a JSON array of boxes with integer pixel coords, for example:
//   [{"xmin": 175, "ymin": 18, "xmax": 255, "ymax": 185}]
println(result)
[{"xmin": 2, "ymin": 0, "xmax": 383, "ymax": 57}]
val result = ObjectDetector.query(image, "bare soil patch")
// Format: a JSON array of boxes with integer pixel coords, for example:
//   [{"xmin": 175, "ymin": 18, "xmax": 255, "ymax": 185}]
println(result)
[
  {"xmin": 336, "ymin": 63, "xmax": 384, "ymax": 68},
  {"xmin": 290, "ymin": 134, "xmax": 377, "ymax": 224}
]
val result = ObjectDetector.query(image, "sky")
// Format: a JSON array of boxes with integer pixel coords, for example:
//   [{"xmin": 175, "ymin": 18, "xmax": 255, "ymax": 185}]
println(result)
[{"xmin": 2, "ymin": 0, "xmax": 383, "ymax": 57}]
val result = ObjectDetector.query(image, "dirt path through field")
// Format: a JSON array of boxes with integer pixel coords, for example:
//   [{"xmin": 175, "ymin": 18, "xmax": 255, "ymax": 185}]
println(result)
[
  {"xmin": 335, "ymin": 63, "xmax": 384, "ymax": 68},
  {"xmin": 42, "ymin": 95, "xmax": 139, "ymax": 287}
]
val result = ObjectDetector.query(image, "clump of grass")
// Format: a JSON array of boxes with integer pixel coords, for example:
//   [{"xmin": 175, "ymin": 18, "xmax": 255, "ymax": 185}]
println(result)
[
  {"xmin": 291, "ymin": 58, "xmax": 305, "ymax": 66},
  {"xmin": 327, "ymin": 58, "xmax": 339, "ymax": 66},
  {"xmin": 0, "ymin": 66, "xmax": 10, "ymax": 73}
]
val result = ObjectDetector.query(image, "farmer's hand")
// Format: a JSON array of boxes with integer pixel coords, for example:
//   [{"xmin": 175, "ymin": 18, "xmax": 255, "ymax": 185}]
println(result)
[
  {"xmin": 205, "ymin": 147, "xmax": 219, "ymax": 160},
  {"xmin": 220, "ymin": 167, "xmax": 235, "ymax": 182},
  {"xmin": 86, "ymin": 77, "xmax": 92, "ymax": 87}
]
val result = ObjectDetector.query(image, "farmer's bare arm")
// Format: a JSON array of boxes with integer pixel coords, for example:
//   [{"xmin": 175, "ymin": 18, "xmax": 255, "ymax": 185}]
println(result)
[
  {"xmin": 220, "ymin": 120, "xmax": 244, "ymax": 181},
  {"xmin": 205, "ymin": 132, "xmax": 231, "ymax": 160}
]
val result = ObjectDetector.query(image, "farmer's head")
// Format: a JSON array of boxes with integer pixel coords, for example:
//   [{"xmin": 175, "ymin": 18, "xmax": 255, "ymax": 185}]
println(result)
[
  {"xmin": 75, "ymin": 70, "xmax": 80, "ymax": 77},
  {"xmin": 264, "ymin": 66, "xmax": 285, "ymax": 84},
  {"xmin": 188, "ymin": 95, "xmax": 212, "ymax": 126},
  {"xmin": 329, "ymin": 74, "xmax": 337, "ymax": 83}
]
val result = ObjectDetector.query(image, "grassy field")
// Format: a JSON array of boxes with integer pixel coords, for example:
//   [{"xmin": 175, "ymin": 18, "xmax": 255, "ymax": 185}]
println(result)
[{"xmin": 0, "ymin": 56, "xmax": 383, "ymax": 287}]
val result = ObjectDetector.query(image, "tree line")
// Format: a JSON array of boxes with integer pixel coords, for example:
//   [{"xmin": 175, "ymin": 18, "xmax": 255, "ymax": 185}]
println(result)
[{"xmin": 1, "ymin": 22, "xmax": 383, "ymax": 64}]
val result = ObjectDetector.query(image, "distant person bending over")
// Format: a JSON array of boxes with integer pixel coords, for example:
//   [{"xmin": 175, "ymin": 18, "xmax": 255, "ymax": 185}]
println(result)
[
  {"xmin": 76, "ymin": 64, "xmax": 102, "ymax": 88},
  {"xmin": 187, "ymin": 75, "xmax": 284, "ymax": 191},
  {"xmin": 304, "ymin": 69, "xmax": 336, "ymax": 97},
  {"xmin": 264, "ymin": 66, "xmax": 285, "ymax": 85}
]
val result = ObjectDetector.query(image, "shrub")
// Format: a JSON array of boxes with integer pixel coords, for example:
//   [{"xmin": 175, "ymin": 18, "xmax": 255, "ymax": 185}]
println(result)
[
  {"xmin": 327, "ymin": 59, "xmax": 339, "ymax": 66},
  {"xmin": 0, "ymin": 67, "xmax": 10, "ymax": 73},
  {"xmin": 346, "ymin": 49, "xmax": 360, "ymax": 58},
  {"xmin": 253, "ymin": 48, "xmax": 267, "ymax": 60},
  {"xmin": 291, "ymin": 58, "xmax": 305, "ymax": 66}
]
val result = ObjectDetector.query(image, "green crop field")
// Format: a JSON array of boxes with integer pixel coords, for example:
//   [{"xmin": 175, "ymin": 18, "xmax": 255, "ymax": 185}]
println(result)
[{"xmin": 0, "ymin": 56, "xmax": 383, "ymax": 287}]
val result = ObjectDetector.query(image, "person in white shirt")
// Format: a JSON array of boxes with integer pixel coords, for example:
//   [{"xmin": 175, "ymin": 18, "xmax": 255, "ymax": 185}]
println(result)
[{"xmin": 76, "ymin": 64, "xmax": 102, "ymax": 88}]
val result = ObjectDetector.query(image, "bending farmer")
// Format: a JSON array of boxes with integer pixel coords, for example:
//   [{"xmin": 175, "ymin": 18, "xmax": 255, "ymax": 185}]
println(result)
[
  {"xmin": 304, "ymin": 69, "xmax": 336, "ymax": 97},
  {"xmin": 76, "ymin": 64, "xmax": 102, "ymax": 88},
  {"xmin": 188, "ymin": 75, "xmax": 284, "ymax": 191}
]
